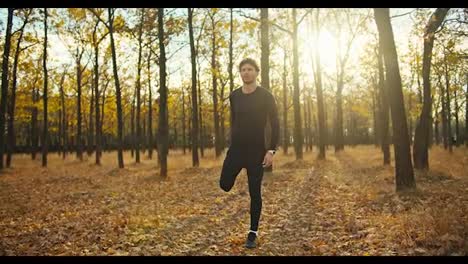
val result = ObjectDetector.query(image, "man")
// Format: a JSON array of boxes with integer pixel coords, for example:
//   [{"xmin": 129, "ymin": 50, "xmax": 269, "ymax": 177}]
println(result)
[{"xmin": 219, "ymin": 58, "xmax": 279, "ymax": 249}]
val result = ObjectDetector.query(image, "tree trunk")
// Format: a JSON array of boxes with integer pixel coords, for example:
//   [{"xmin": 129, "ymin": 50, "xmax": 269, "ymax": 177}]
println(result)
[
  {"xmin": 157, "ymin": 8, "xmax": 169, "ymax": 177},
  {"xmin": 198, "ymin": 68, "xmax": 204, "ymax": 158},
  {"xmin": 282, "ymin": 50, "xmax": 289, "ymax": 155},
  {"xmin": 335, "ymin": 72, "xmax": 344, "ymax": 152},
  {"xmin": 174, "ymin": 125, "xmax": 178, "ymax": 149},
  {"xmin": 135, "ymin": 9, "xmax": 144, "ymax": 163},
  {"xmin": 88, "ymin": 78, "xmax": 94, "ymax": 156},
  {"xmin": 42, "ymin": 8, "xmax": 49, "ymax": 167},
  {"xmin": 142, "ymin": 100, "xmax": 146, "ymax": 154},
  {"xmin": 131, "ymin": 90, "xmax": 135, "ymax": 157},
  {"xmin": 378, "ymin": 45, "xmax": 390, "ymax": 165},
  {"xmin": 76, "ymin": 48, "xmax": 84, "ymax": 161},
  {"xmin": 454, "ymin": 88, "xmax": 459, "ymax": 146},
  {"xmin": 227, "ymin": 8, "xmax": 234, "ymax": 152},
  {"xmin": 229, "ymin": 8, "xmax": 234, "ymax": 95},
  {"xmin": 313, "ymin": 9, "xmax": 326, "ymax": 159},
  {"xmin": 261, "ymin": 8, "xmax": 274, "ymax": 171},
  {"xmin": 260, "ymin": 8, "xmax": 270, "ymax": 91},
  {"xmin": 31, "ymin": 87, "xmax": 39, "ymax": 160},
  {"xmin": 292, "ymin": 9, "xmax": 303, "ymax": 160},
  {"xmin": 372, "ymin": 90, "xmax": 378, "ymax": 147},
  {"xmin": 100, "ymin": 79, "xmax": 109, "ymax": 155},
  {"xmin": 413, "ymin": 8, "xmax": 449, "ymax": 169},
  {"xmin": 306, "ymin": 92, "xmax": 313, "ymax": 151},
  {"xmin": 210, "ymin": 14, "xmax": 221, "ymax": 158},
  {"xmin": 444, "ymin": 50, "xmax": 453, "ymax": 153},
  {"xmin": 440, "ymin": 74, "xmax": 448, "ymax": 149},
  {"xmin": 109, "ymin": 8, "xmax": 124, "ymax": 168},
  {"xmin": 374, "ymin": 8, "xmax": 415, "ymax": 192},
  {"xmin": 147, "ymin": 51, "xmax": 153, "ymax": 160},
  {"xmin": 182, "ymin": 88, "xmax": 186, "ymax": 155},
  {"xmin": 93, "ymin": 35, "xmax": 101, "ymax": 165},
  {"xmin": 0, "ymin": 8, "xmax": 13, "ymax": 170},
  {"xmin": 304, "ymin": 91, "xmax": 310, "ymax": 151},
  {"xmin": 59, "ymin": 72, "xmax": 67, "ymax": 160},
  {"xmin": 7, "ymin": 11, "xmax": 29, "ymax": 167},
  {"xmin": 465, "ymin": 73, "xmax": 467, "ymax": 147}
]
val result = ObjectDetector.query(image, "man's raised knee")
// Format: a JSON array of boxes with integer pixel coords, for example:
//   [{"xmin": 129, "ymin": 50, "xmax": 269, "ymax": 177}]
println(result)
[{"xmin": 220, "ymin": 180, "xmax": 233, "ymax": 192}]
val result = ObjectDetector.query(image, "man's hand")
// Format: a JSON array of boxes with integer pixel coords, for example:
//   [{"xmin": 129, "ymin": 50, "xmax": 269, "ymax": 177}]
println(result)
[{"xmin": 262, "ymin": 151, "xmax": 274, "ymax": 168}]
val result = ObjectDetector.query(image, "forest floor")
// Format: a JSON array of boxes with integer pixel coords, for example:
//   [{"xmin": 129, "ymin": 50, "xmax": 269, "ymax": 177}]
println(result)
[{"xmin": 0, "ymin": 145, "xmax": 467, "ymax": 256}]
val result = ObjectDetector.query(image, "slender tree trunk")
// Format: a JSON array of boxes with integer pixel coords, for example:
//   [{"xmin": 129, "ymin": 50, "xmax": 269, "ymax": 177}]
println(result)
[
  {"xmin": 261, "ymin": 8, "xmax": 274, "ymax": 171},
  {"xmin": 59, "ymin": 72, "xmax": 67, "ymax": 160},
  {"xmin": 0, "ymin": 8, "xmax": 13, "ymax": 170},
  {"xmin": 282, "ymin": 50, "xmax": 289, "ymax": 155},
  {"xmin": 100, "ymin": 79, "xmax": 109, "ymax": 155},
  {"xmin": 157, "ymin": 8, "xmax": 168, "ymax": 177},
  {"xmin": 58, "ymin": 109, "xmax": 62, "ymax": 157},
  {"xmin": 109, "ymin": 8, "xmax": 124, "ymax": 168},
  {"xmin": 131, "ymin": 90, "xmax": 135, "ymax": 157},
  {"xmin": 408, "ymin": 92, "xmax": 413, "ymax": 145},
  {"xmin": 372, "ymin": 91, "xmax": 378, "ymax": 147},
  {"xmin": 135, "ymin": 9, "xmax": 144, "ymax": 163},
  {"xmin": 198, "ymin": 69, "xmax": 204, "ymax": 158},
  {"xmin": 306, "ymin": 92, "xmax": 313, "ymax": 151},
  {"xmin": 7, "ymin": 12, "xmax": 29, "ymax": 167},
  {"xmin": 378, "ymin": 45, "xmax": 390, "ymax": 165},
  {"xmin": 374, "ymin": 8, "xmax": 415, "ymax": 192},
  {"xmin": 432, "ymin": 95, "xmax": 441, "ymax": 146},
  {"xmin": 313, "ymin": 10, "xmax": 326, "ymax": 159},
  {"xmin": 465, "ymin": 73, "xmax": 467, "ymax": 147},
  {"xmin": 76, "ymin": 49, "xmax": 83, "ymax": 161},
  {"xmin": 229, "ymin": 8, "xmax": 234, "ymax": 95},
  {"xmin": 42, "ymin": 8, "xmax": 49, "ymax": 167},
  {"xmin": 441, "ymin": 75, "xmax": 448, "ymax": 149},
  {"xmin": 413, "ymin": 8, "xmax": 449, "ymax": 169},
  {"xmin": 142, "ymin": 110, "xmax": 146, "ymax": 154},
  {"xmin": 454, "ymin": 88, "xmax": 459, "ymax": 146},
  {"xmin": 174, "ymin": 125, "xmax": 178, "ymax": 150},
  {"xmin": 292, "ymin": 9, "xmax": 303, "ymax": 160},
  {"xmin": 188, "ymin": 94, "xmax": 192, "ymax": 151},
  {"xmin": 93, "ymin": 38, "xmax": 101, "ymax": 165},
  {"xmin": 260, "ymin": 8, "xmax": 270, "ymax": 91},
  {"xmin": 182, "ymin": 88, "xmax": 186, "ymax": 154},
  {"xmin": 373, "ymin": 78, "xmax": 381, "ymax": 147},
  {"xmin": 335, "ymin": 72, "xmax": 344, "ymax": 152},
  {"xmin": 31, "ymin": 87, "xmax": 38, "ymax": 160},
  {"xmin": 220, "ymin": 82, "xmax": 227, "ymax": 151},
  {"xmin": 210, "ymin": 16, "xmax": 221, "ymax": 158},
  {"xmin": 88, "ymin": 79, "xmax": 94, "ymax": 156},
  {"xmin": 147, "ymin": 51, "xmax": 153, "ymax": 159},
  {"xmin": 444, "ymin": 51, "xmax": 453, "ymax": 153},
  {"xmin": 227, "ymin": 8, "xmax": 234, "ymax": 152},
  {"xmin": 304, "ymin": 92, "xmax": 309, "ymax": 151}
]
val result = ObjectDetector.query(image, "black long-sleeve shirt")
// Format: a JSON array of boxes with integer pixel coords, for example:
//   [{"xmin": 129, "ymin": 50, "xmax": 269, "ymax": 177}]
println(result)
[{"xmin": 229, "ymin": 86, "xmax": 279, "ymax": 151}]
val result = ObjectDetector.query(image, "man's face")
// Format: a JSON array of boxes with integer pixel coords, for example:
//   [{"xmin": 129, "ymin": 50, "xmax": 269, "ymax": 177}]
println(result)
[{"xmin": 240, "ymin": 64, "xmax": 258, "ymax": 84}]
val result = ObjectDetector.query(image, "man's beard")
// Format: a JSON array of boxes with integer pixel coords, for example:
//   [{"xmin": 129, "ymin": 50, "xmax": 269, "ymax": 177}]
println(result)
[{"xmin": 242, "ymin": 78, "xmax": 255, "ymax": 85}]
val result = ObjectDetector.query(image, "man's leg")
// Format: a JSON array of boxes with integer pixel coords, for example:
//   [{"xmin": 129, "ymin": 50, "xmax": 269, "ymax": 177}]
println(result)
[
  {"xmin": 219, "ymin": 148, "xmax": 243, "ymax": 192},
  {"xmin": 244, "ymin": 161, "xmax": 264, "ymax": 248},
  {"xmin": 246, "ymin": 163, "xmax": 264, "ymax": 232}
]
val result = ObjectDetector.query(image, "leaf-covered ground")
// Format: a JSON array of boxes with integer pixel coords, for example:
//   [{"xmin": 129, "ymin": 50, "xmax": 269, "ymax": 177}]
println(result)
[{"xmin": 0, "ymin": 146, "xmax": 467, "ymax": 256}]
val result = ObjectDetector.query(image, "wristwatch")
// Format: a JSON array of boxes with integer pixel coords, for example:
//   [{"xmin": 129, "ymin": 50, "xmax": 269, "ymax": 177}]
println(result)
[{"xmin": 267, "ymin": 150, "xmax": 276, "ymax": 155}]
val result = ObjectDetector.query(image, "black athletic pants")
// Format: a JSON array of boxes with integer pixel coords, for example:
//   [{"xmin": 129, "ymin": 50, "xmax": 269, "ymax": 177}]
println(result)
[{"xmin": 219, "ymin": 146, "xmax": 266, "ymax": 231}]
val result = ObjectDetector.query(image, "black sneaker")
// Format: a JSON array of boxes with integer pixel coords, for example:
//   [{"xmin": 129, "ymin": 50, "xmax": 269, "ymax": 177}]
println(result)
[{"xmin": 245, "ymin": 231, "xmax": 257, "ymax": 249}]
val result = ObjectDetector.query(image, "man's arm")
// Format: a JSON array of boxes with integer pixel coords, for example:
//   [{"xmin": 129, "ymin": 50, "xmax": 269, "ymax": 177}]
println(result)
[
  {"xmin": 229, "ymin": 93, "xmax": 235, "ymax": 143},
  {"xmin": 267, "ymin": 93, "xmax": 279, "ymax": 151}
]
